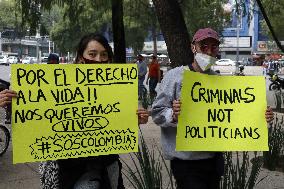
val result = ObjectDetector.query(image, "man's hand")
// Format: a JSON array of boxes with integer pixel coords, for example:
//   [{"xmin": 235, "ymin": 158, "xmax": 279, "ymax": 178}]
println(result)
[
  {"xmin": 172, "ymin": 99, "xmax": 181, "ymax": 122},
  {"xmin": 137, "ymin": 108, "xmax": 149, "ymax": 125},
  {"xmin": 265, "ymin": 106, "xmax": 274, "ymax": 123},
  {"xmin": 0, "ymin": 89, "xmax": 17, "ymax": 108}
]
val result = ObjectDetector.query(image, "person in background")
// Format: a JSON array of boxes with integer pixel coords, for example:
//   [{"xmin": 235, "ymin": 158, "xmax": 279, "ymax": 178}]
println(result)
[
  {"xmin": 47, "ymin": 53, "xmax": 60, "ymax": 64},
  {"xmin": 151, "ymin": 28, "xmax": 274, "ymax": 189},
  {"xmin": 262, "ymin": 61, "xmax": 268, "ymax": 77},
  {"xmin": 146, "ymin": 55, "xmax": 160, "ymax": 100},
  {"xmin": 136, "ymin": 54, "xmax": 147, "ymax": 99}
]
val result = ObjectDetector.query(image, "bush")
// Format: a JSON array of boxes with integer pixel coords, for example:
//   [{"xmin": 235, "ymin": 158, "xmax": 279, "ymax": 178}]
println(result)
[
  {"xmin": 122, "ymin": 130, "xmax": 175, "ymax": 189},
  {"xmin": 221, "ymin": 152, "xmax": 265, "ymax": 189}
]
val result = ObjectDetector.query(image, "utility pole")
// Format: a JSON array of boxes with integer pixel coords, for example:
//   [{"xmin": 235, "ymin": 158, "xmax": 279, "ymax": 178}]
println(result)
[
  {"xmin": 48, "ymin": 40, "xmax": 51, "ymax": 54},
  {"xmin": 235, "ymin": 0, "xmax": 241, "ymax": 74},
  {"xmin": 36, "ymin": 24, "xmax": 41, "ymax": 63},
  {"xmin": 150, "ymin": 0, "xmax": 157, "ymax": 57}
]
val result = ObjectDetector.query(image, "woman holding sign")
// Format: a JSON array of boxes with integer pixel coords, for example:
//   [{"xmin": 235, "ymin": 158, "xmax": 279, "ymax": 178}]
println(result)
[
  {"xmin": 151, "ymin": 28, "xmax": 274, "ymax": 189},
  {"xmin": 0, "ymin": 34, "xmax": 148, "ymax": 189},
  {"xmin": 39, "ymin": 34, "xmax": 149, "ymax": 189}
]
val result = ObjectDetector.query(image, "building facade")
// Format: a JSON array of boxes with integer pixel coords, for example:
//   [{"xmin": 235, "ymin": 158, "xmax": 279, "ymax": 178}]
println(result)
[
  {"xmin": 140, "ymin": 0, "xmax": 283, "ymax": 61},
  {"xmin": 0, "ymin": 30, "xmax": 53, "ymax": 59}
]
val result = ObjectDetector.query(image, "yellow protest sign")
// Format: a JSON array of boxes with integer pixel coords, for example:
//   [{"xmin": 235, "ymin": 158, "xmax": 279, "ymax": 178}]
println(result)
[
  {"xmin": 11, "ymin": 64, "xmax": 138, "ymax": 164},
  {"xmin": 176, "ymin": 71, "xmax": 268, "ymax": 151}
]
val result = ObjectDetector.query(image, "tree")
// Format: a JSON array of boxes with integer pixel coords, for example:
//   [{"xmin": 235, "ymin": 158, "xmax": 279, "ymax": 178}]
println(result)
[
  {"xmin": 112, "ymin": 0, "xmax": 126, "ymax": 62},
  {"xmin": 49, "ymin": 1, "xmax": 112, "ymax": 54},
  {"xmin": 0, "ymin": 0, "xmax": 18, "ymax": 30},
  {"xmin": 0, "ymin": 0, "xmax": 28, "ymax": 36},
  {"xmin": 257, "ymin": 0, "xmax": 284, "ymax": 52},
  {"xmin": 152, "ymin": 0, "xmax": 193, "ymax": 67},
  {"xmin": 18, "ymin": 0, "xmax": 127, "ymax": 62},
  {"xmin": 123, "ymin": 0, "xmax": 156, "ymax": 55},
  {"xmin": 40, "ymin": 5, "xmax": 62, "ymax": 36},
  {"xmin": 152, "ymin": 0, "xmax": 230, "ymax": 67},
  {"xmin": 180, "ymin": 0, "xmax": 227, "ymax": 36},
  {"xmin": 18, "ymin": 0, "xmax": 232, "ymax": 66}
]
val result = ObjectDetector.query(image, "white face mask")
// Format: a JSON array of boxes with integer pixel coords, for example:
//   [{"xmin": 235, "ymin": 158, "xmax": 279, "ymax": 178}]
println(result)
[{"xmin": 195, "ymin": 53, "xmax": 217, "ymax": 71}]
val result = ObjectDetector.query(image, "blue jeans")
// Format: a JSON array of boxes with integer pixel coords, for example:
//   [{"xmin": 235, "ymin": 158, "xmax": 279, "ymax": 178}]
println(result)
[{"xmin": 149, "ymin": 77, "xmax": 158, "ymax": 96}]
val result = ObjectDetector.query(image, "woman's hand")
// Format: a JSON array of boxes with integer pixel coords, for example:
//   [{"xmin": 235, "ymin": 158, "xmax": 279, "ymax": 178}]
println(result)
[
  {"xmin": 265, "ymin": 106, "xmax": 274, "ymax": 123},
  {"xmin": 137, "ymin": 108, "xmax": 149, "ymax": 125},
  {"xmin": 172, "ymin": 99, "xmax": 181, "ymax": 122},
  {"xmin": 0, "ymin": 89, "xmax": 17, "ymax": 108}
]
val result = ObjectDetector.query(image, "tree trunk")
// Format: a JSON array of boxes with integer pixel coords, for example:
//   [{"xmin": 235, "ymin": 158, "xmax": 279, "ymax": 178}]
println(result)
[
  {"xmin": 112, "ymin": 0, "xmax": 126, "ymax": 63},
  {"xmin": 152, "ymin": 25, "xmax": 157, "ymax": 57},
  {"xmin": 152, "ymin": 0, "xmax": 193, "ymax": 67}
]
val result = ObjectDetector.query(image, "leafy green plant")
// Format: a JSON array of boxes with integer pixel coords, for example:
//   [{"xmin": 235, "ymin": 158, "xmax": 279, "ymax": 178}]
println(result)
[
  {"xmin": 141, "ymin": 92, "xmax": 150, "ymax": 110},
  {"xmin": 122, "ymin": 130, "xmax": 175, "ymax": 189},
  {"xmin": 140, "ymin": 87, "xmax": 155, "ymax": 109},
  {"xmin": 246, "ymin": 152, "xmax": 267, "ymax": 189},
  {"xmin": 221, "ymin": 152, "xmax": 265, "ymax": 189},
  {"xmin": 263, "ymin": 115, "xmax": 284, "ymax": 170}
]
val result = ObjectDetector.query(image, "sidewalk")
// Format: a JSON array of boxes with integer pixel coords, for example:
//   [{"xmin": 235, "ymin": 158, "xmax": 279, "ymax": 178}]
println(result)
[
  {"xmin": 0, "ymin": 145, "xmax": 40, "ymax": 189},
  {"xmin": 0, "ymin": 116, "xmax": 284, "ymax": 189},
  {"xmin": 0, "ymin": 108, "xmax": 40, "ymax": 189},
  {"xmin": 1, "ymin": 64, "xmax": 284, "ymax": 188}
]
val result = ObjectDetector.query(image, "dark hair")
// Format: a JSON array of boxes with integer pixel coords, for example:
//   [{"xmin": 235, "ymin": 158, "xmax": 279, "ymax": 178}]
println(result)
[
  {"xmin": 75, "ymin": 33, "xmax": 113, "ymax": 63},
  {"xmin": 47, "ymin": 53, "xmax": 59, "ymax": 64}
]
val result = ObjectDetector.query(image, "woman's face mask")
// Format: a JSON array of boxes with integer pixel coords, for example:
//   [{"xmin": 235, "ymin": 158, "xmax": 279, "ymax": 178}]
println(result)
[
  {"xmin": 194, "ymin": 53, "xmax": 217, "ymax": 71},
  {"xmin": 83, "ymin": 57, "xmax": 108, "ymax": 64}
]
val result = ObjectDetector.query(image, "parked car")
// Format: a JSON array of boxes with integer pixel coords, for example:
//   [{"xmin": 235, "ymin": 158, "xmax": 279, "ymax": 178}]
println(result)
[
  {"xmin": 8, "ymin": 56, "xmax": 18, "ymax": 64},
  {"xmin": 22, "ymin": 57, "xmax": 37, "ymax": 64},
  {"xmin": 41, "ymin": 56, "xmax": 48, "ymax": 63},
  {"xmin": 0, "ymin": 55, "xmax": 8, "ymax": 65},
  {"xmin": 32, "ymin": 57, "xmax": 38, "ymax": 63},
  {"xmin": 215, "ymin": 59, "xmax": 236, "ymax": 66}
]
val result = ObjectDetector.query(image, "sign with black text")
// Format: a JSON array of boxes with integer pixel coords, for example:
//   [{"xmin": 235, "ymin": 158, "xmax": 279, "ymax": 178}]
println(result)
[
  {"xmin": 176, "ymin": 71, "xmax": 268, "ymax": 151},
  {"xmin": 11, "ymin": 64, "xmax": 138, "ymax": 163}
]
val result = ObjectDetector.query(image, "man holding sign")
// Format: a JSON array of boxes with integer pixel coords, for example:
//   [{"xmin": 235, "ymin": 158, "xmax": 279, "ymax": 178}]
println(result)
[{"xmin": 151, "ymin": 28, "xmax": 274, "ymax": 189}]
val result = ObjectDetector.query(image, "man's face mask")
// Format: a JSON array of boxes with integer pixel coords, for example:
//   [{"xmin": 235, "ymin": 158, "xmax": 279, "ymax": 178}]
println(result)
[{"xmin": 194, "ymin": 53, "xmax": 217, "ymax": 71}]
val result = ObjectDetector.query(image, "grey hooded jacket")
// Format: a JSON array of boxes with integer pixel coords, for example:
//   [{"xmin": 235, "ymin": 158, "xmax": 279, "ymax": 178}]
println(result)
[{"xmin": 151, "ymin": 66, "xmax": 218, "ymax": 160}]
